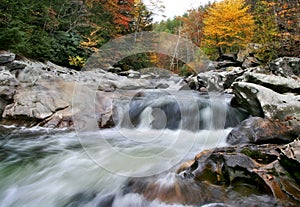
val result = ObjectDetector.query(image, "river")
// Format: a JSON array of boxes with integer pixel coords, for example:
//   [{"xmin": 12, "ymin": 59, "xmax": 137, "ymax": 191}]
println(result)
[{"xmin": 0, "ymin": 89, "xmax": 251, "ymax": 207}]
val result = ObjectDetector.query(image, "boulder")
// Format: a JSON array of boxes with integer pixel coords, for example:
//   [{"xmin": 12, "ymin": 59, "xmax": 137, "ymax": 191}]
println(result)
[
  {"xmin": 232, "ymin": 82, "xmax": 300, "ymax": 120},
  {"xmin": 121, "ymin": 140, "xmax": 300, "ymax": 206},
  {"xmin": 3, "ymin": 60, "xmax": 27, "ymax": 71},
  {"xmin": 239, "ymin": 72, "xmax": 300, "ymax": 94},
  {"xmin": 2, "ymin": 82, "xmax": 70, "ymax": 126},
  {"xmin": 226, "ymin": 117, "xmax": 300, "ymax": 145},
  {"xmin": 197, "ymin": 71, "xmax": 223, "ymax": 91},
  {"xmin": 0, "ymin": 51, "xmax": 15, "ymax": 64},
  {"xmin": 279, "ymin": 138, "xmax": 300, "ymax": 185},
  {"xmin": 176, "ymin": 141, "xmax": 300, "ymax": 206},
  {"xmin": 0, "ymin": 69, "xmax": 19, "ymax": 117},
  {"xmin": 242, "ymin": 56, "xmax": 261, "ymax": 69},
  {"xmin": 197, "ymin": 67, "xmax": 244, "ymax": 91},
  {"xmin": 269, "ymin": 57, "xmax": 300, "ymax": 78}
]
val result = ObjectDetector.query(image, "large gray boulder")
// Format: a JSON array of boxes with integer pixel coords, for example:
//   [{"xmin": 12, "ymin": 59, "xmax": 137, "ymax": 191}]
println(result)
[
  {"xmin": 269, "ymin": 57, "xmax": 300, "ymax": 78},
  {"xmin": 239, "ymin": 72, "xmax": 300, "ymax": 94},
  {"xmin": 227, "ymin": 117, "xmax": 300, "ymax": 145},
  {"xmin": 1, "ymin": 81, "xmax": 115, "ymax": 128},
  {"xmin": 232, "ymin": 82, "xmax": 300, "ymax": 120},
  {"xmin": 2, "ymin": 82, "xmax": 70, "ymax": 125}
]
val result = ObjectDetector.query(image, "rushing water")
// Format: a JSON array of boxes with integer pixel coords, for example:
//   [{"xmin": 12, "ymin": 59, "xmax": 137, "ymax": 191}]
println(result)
[{"xmin": 0, "ymin": 89, "xmax": 253, "ymax": 207}]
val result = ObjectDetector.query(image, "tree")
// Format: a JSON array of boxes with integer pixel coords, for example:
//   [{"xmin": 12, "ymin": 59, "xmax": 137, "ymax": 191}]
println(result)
[
  {"xmin": 181, "ymin": 7, "xmax": 206, "ymax": 47},
  {"xmin": 203, "ymin": 0, "xmax": 255, "ymax": 57}
]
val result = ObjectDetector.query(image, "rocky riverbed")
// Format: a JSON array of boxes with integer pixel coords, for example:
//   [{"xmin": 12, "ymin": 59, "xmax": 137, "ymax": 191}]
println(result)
[{"xmin": 1, "ymin": 49, "xmax": 300, "ymax": 206}]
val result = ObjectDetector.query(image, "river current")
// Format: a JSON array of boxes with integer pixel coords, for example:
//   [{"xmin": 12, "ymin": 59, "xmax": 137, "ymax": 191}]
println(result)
[{"xmin": 0, "ymin": 89, "xmax": 253, "ymax": 207}]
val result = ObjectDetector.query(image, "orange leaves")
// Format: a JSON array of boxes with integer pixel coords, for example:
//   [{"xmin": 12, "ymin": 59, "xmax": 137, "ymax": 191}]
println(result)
[
  {"xmin": 203, "ymin": 0, "xmax": 255, "ymax": 54},
  {"xmin": 181, "ymin": 8, "xmax": 205, "ymax": 47}
]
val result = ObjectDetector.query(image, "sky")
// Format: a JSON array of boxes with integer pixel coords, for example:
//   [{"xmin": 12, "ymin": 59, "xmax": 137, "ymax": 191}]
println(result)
[{"xmin": 143, "ymin": 0, "xmax": 218, "ymax": 22}]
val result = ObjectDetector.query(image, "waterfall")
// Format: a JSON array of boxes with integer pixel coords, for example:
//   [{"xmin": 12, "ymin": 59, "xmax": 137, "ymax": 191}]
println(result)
[{"xmin": 0, "ymin": 89, "xmax": 252, "ymax": 207}]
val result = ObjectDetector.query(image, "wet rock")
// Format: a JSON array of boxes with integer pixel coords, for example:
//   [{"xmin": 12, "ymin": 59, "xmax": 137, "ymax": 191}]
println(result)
[
  {"xmin": 269, "ymin": 57, "xmax": 300, "ymax": 78},
  {"xmin": 155, "ymin": 82, "xmax": 169, "ymax": 89},
  {"xmin": 122, "ymin": 142, "xmax": 300, "ymax": 206},
  {"xmin": 226, "ymin": 117, "xmax": 300, "ymax": 145},
  {"xmin": 0, "ymin": 51, "xmax": 15, "ymax": 64},
  {"xmin": 176, "ymin": 142, "xmax": 300, "ymax": 206},
  {"xmin": 123, "ymin": 173, "xmax": 227, "ymax": 206},
  {"xmin": 239, "ymin": 72, "xmax": 300, "ymax": 94},
  {"xmin": 232, "ymin": 82, "xmax": 300, "ymax": 120}
]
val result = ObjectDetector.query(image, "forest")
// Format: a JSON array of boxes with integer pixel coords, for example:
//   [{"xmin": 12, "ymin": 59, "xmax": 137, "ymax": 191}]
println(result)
[{"xmin": 1, "ymin": 0, "xmax": 299, "ymax": 71}]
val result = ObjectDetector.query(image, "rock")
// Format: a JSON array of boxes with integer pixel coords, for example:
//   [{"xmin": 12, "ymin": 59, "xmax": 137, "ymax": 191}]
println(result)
[
  {"xmin": 0, "ymin": 51, "xmax": 15, "ymax": 64},
  {"xmin": 269, "ymin": 57, "xmax": 300, "ymax": 78},
  {"xmin": 40, "ymin": 107, "xmax": 73, "ymax": 128},
  {"xmin": 197, "ymin": 71, "xmax": 223, "ymax": 91},
  {"xmin": 237, "ymin": 43, "xmax": 262, "ymax": 62},
  {"xmin": 3, "ymin": 60, "xmax": 27, "ymax": 71},
  {"xmin": 240, "ymin": 72, "xmax": 300, "ymax": 94},
  {"xmin": 155, "ymin": 82, "xmax": 169, "ymax": 89},
  {"xmin": 216, "ymin": 53, "xmax": 237, "ymax": 62},
  {"xmin": 232, "ymin": 82, "xmax": 300, "ymax": 120},
  {"xmin": 2, "ymin": 82, "xmax": 70, "ymax": 125},
  {"xmin": 221, "ymin": 67, "xmax": 244, "ymax": 89},
  {"xmin": 140, "ymin": 67, "xmax": 172, "ymax": 79},
  {"xmin": 279, "ymin": 138, "xmax": 300, "ymax": 185},
  {"xmin": 107, "ymin": 66, "xmax": 122, "ymax": 73},
  {"xmin": 197, "ymin": 67, "xmax": 244, "ymax": 91},
  {"xmin": 215, "ymin": 60, "xmax": 241, "ymax": 69},
  {"xmin": 226, "ymin": 117, "xmax": 300, "ymax": 145},
  {"xmin": 118, "ymin": 69, "xmax": 140, "ymax": 78},
  {"xmin": 123, "ymin": 173, "xmax": 227, "ymax": 206},
  {"xmin": 184, "ymin": 75, "xmax": 200, "ymax": 90},
  {"xmin": 176, "ymin": 142, "xmax": 300, "ymax": 206},
  {"xmin": 0, "ymin": 70, "xmax": 19, "ymax": 117},
  {"xmin": 123, "ymin": 140, "xmax": 300, "ymax": 206},
  {"xmin": 242, "ymin": 56, "xmax": 261, "ymax": 69}
]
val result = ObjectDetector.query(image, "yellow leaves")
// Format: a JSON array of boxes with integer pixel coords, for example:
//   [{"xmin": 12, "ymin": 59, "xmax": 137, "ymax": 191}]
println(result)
[
  {"xmin": 68, "ymin": 56, "xmax": 86, "ymax": 67},
  {"xmin": 203, "ymin": 0, "xmax": 255, "ymax": 53}
]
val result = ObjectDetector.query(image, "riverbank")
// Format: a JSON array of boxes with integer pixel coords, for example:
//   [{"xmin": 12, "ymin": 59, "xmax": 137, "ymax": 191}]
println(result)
[{"xmin": 1, "ymin": 50, "xmax": 300, "ymax": 206}]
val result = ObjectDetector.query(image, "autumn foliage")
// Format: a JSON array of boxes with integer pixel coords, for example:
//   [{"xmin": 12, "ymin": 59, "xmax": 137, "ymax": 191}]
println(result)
[{"xmin": 202, "ymin": 0, "xmax": 255, "ymax": 56}]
